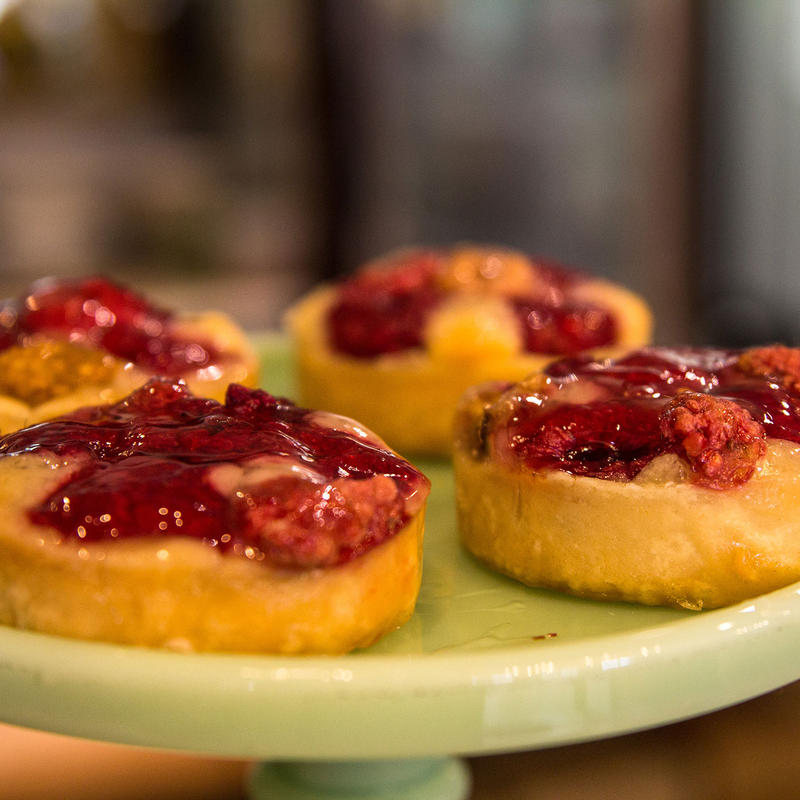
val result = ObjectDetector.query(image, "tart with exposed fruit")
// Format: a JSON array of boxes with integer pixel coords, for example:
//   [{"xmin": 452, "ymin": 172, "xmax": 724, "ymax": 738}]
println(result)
[
  {"xmin": 0, "ymin": 380, "xmax": 429, "ymax": 653},
  {"xmin": 287, "ymin": 245, "xmax": 652, "ymax": 455},
  {"xmin": 454, "ymin": 345, "xmax": 800, "ymax": 610},
  {"xmin": 0, "ymin": 276, "xmax": 258, "ymax": 434}
]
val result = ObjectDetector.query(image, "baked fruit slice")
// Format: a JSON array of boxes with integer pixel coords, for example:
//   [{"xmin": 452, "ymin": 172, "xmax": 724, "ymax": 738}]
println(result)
[
  {"xmin": 0, "ymin": 276, "xmax": 258, "ymax": 433},
  {"xmin": 287, "ymin": 245, "xmax": 652, "ymax": 455},
  {"xmin": 0, "ymin": 380, "xmax": 429, "ymax": 653},
  {"xmin": 454, "ymin": 345, "xmax": 800, "ymax": 610}
]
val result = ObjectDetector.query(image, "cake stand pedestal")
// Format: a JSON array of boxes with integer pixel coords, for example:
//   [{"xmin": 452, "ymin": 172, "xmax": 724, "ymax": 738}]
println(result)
[{"xmin": 248, "ymin": 758, "xmax": 469, "ymax": 800}]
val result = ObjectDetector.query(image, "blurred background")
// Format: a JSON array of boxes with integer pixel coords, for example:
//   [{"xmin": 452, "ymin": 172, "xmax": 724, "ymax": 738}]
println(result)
[{"xmin": 0, "ymin": 0, "xmax": 796, "ymax": 345}]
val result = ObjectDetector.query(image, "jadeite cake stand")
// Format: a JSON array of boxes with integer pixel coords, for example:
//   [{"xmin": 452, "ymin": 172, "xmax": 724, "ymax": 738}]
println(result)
[{"xmin": 2, "ymin": 335, "xmax": 800, "ymax": 800}]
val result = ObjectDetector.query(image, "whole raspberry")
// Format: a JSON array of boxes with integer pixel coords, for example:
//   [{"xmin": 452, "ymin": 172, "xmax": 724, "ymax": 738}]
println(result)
[
  {"xmin": 660, "ymin": 393, "xmax": 766, "ymax": 488},
  {"xmin": 739, "ymin": 345, "xmax": 800, "ymax": 392}
]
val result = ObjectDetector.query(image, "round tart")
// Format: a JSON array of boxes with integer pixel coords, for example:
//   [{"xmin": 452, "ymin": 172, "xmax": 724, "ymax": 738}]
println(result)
[
  {"xmin": 0, "ymin": 380, "xmax": 429, "ymax": 653},
  {"xmin": 454, "ymin": 345, "xmax": 800, "ymax": 610},
  {"xmin": 0, "ymin": 276, "xmax": 258, "ymax": 433},
  {"xmin": 287, "ymin": 245, "xmax": 652, "ymax": 455}
]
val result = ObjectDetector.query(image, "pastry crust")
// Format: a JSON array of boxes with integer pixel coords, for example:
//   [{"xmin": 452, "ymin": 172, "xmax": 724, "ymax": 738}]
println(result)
[
  {"xmin": 0, "ymin": 389, "xmax": 427, "ymax": 654},
  {"xmin": 453, "ymin": 350, "xmax": 800, "ymax": 610},
  {"xmin": 287, "ymin": 268, "xmax": 652, "ymax": 456},
  {"xmin": 0, "ymin": 454, "xmax": 424, "ymax": 653},
  {"xmin": 454, "ymin": 442, "xmax": 800, "ymax": 610}
]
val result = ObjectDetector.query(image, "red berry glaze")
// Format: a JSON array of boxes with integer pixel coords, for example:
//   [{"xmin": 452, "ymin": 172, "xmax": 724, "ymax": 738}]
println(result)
[
  {"xmin": 0, "ymin": 276, "xmax": 222, "ymax": 375},
  {"xmin": 492, "ymin": 346, "xmax": 800, "ymax": 488},
  {"xmin": 328, "ymin": 252, "xmax": 445, "ymax": 357},
  {"xmin": 510, "ymin": 298, "xmax": 617, "ymax": 355},
  {"xmin": 506, "ymin": 398, "xmax": 662, "ymax": 480},
  {"xmin": 327, "ymin": 249, "xmax": 618, "ymax": 358},
  {"xmin": 0, "ymin": 380, "xmax": 429, "ymax": 567}
]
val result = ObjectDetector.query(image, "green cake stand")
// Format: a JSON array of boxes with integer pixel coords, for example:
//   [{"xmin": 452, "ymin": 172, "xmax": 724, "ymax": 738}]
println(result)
[{"xmin": 1, "ymin": 335, "xmax": 800, "ymax": 799}]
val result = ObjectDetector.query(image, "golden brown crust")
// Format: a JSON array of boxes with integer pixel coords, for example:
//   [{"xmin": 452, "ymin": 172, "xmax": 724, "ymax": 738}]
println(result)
[
  {"xmin": 453, "ymin": 421, "xmax": 800, "ymax": 610},
  {"xmin": 0, "ymin": 453, "xmax": 424, "ymax": 653}
]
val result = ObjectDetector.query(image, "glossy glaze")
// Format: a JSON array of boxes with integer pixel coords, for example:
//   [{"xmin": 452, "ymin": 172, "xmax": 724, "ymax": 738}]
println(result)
[
  {"xmin": 328, "ymin": 249, "xmax": 617, "ymax": 357},
  {"xmin": 0, "ymin": 380, "xmax": 429, "ymax": 567},
  {"xmin": 0, "ymin": 276, "xmax": 221, "ymax": 375},
  {"xmin": 496, "ymin": 347, "xmax": 800, "ymax": 486}
]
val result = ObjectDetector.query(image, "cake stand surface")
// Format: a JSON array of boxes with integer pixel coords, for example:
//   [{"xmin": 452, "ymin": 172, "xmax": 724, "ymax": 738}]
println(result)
[{"xmin": 1, "ymin": 334, "xmax": 800, "ymax": 799}]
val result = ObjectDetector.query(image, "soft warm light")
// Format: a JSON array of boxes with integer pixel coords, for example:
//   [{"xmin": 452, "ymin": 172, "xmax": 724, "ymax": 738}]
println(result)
[{"xmin": 0, "ymin": 0, "xmax": 21, "ymax": 21}]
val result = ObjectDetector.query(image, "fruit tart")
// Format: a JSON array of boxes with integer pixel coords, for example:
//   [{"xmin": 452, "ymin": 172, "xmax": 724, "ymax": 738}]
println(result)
[
  {"xmin": 454, "ymin": 345, "xmax": 800, "ymax": 610},
  {"xmin": 0, "ymin": 276, "xmax": 258, "ymax": 433},
  {"xmin": 0, "ymin": 379, "xmax": 429, "ymax": 653},
  {"xmin": 287, "ymin": 245, "xmax": 652, "ymax": 455}
]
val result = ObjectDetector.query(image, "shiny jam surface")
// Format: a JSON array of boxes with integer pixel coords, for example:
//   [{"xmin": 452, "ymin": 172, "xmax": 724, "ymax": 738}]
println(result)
[
  {"xmin": 327, "ymin": 249, "xmax": 617, "ymax": 358},
  {"xmin": 510, "ymin": 298, "xmax": 617, "ymax": 354},
  {"xmin": 0, "ymin": 381, "xmax": 429, "ymax": 567},
  {"xmin": 328, "ymin": 253, "xmax": 445, "ymax": 357},
  {"xmin": 488, "ymin": 346, "xmax": 800, "ymax": 489},
  {"xmin": 0, "ymin": 277, "xmax": 221, "ymax": 375}
]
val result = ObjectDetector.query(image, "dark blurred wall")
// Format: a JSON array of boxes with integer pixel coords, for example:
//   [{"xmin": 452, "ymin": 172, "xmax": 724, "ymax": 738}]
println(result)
[
  {"xmin": 700, "ymin": 0, "xmax": 800, "ymax": 347},
  {"xmin": 0, "ymin": 0, "xmax": 701, "ymax": 341},
  {"xmin": 0, "ymin": 0, "xmax": 321, "ymax": 328},
  {"xmin": 316, "ymin": 0, "xmax": 697, "ymax": 344}
]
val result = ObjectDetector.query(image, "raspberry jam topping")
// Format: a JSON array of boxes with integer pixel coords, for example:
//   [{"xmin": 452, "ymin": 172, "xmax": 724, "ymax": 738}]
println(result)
[
  {"xmin": 0, "ymin": 277, "xmax": 222, "ymax": 375},
  {"xmin": 327, "ymin": 247, "xmax": 617, "ymax": 358},
  {"xmin": 510, "ymin": 298, "xmax": 617, "ymax": 354},
  {"xmin": 0, "ymin": 381, "xmax": 429, "ymax": 567},
  {"xmin": 478, "ymin": 346, "xmax": 800, "ymax": 489},
  {"xmin": 328, "ymin": 251, "xmax": 445, "ymax": 357}
]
